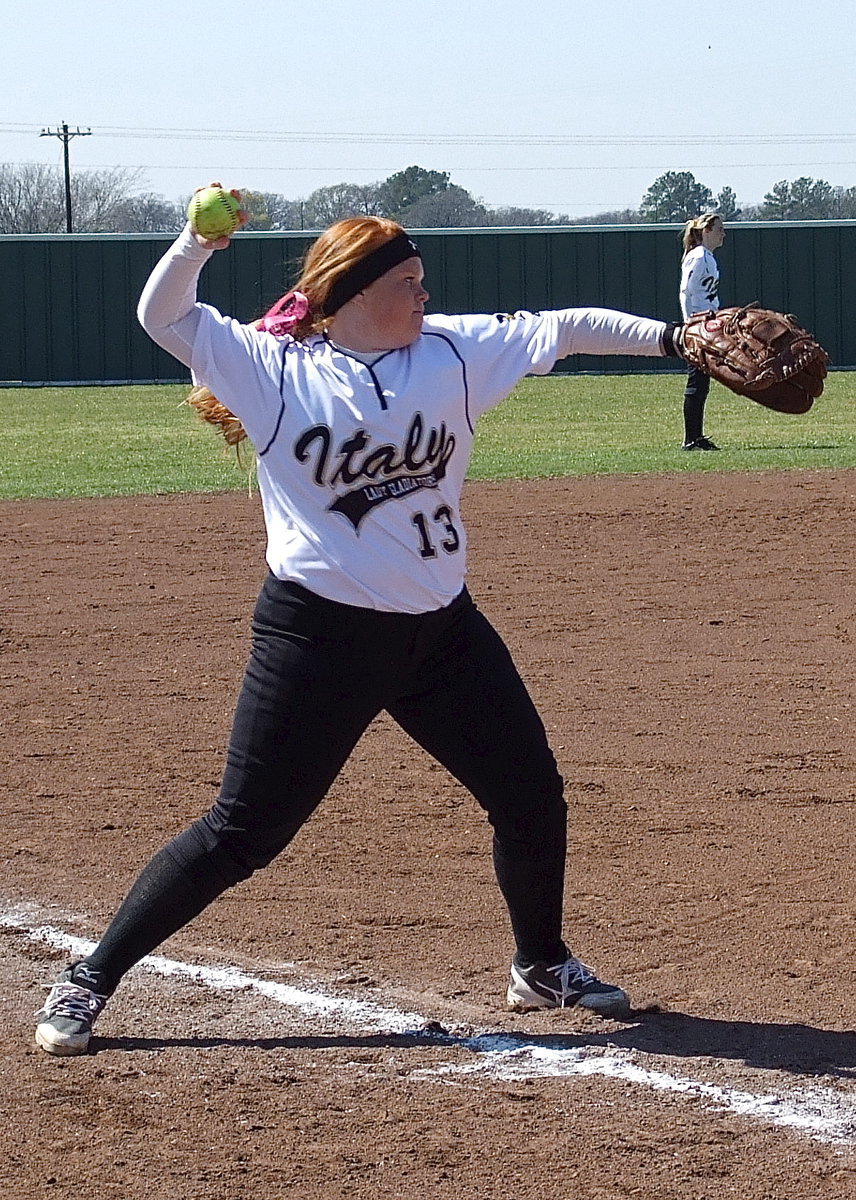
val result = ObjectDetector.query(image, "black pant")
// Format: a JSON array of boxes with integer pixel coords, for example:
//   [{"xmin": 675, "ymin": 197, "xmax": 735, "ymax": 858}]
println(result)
[
  {"xmin": 86, "ymin": 576, "xmax": 567, "ymax": 990},
  {"xmin": 683, "ymin": 363, "xmax": 711, "ymax": 443}
]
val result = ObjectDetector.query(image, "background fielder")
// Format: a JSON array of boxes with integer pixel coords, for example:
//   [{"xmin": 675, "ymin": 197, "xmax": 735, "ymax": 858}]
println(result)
[{"xmin": 679, "ymin": 212, "xmax": 726, "ymax": 451}]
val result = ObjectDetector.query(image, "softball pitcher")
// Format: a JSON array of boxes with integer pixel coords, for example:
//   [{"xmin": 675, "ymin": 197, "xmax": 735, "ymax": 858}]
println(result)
[{"xmin": 36, "ymin": 203, "xmax": 688, "ymax": 1055}]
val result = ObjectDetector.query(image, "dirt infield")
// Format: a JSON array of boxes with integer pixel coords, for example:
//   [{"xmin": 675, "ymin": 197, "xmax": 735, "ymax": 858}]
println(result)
[{"xmin": 2, "ymin": 470, "xmax": 855, "ymax": 1199}]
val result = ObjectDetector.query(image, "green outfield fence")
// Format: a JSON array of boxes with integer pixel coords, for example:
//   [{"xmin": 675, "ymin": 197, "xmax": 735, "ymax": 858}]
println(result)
[{"xmin": 2, "ymin": 220, "xmax": 855, "ymax": 385}]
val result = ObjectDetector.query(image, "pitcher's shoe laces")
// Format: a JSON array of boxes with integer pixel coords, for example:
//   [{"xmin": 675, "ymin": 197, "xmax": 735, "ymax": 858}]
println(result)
[
  {"xmin": 35, "ymin": 966, "xmax": 108, "ymax": 1056},
  {"xmin": 552, "ymin": 956, "xmax": 596, "ymax": 990},
  {"xmin": 507, "ymin": 950, "xmax": 630, "ymax": 1017}
]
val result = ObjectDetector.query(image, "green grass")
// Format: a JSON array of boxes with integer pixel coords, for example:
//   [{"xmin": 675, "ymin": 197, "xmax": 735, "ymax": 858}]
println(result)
[
  {"xmin": 2, "ymin": 372, "xmax": 855, "ymax": 500},
  {"xmin": 1, "ymin": 385, "xmax": 241, "ymax": 499},
  {"xmin": 471, "ymin": 370, "xmax": 856, "ymax": 479}
]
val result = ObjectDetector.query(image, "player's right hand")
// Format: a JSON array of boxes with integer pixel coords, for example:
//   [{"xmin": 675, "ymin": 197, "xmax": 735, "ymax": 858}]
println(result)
[{"xmin": 190, "ymin": 182, "xmax": 249, "ymax": 250}]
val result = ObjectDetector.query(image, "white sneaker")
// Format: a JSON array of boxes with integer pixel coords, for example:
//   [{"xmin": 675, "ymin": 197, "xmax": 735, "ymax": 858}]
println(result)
[
  {"xmin": 507, "ymin": 952, "xmax": 630, "ymax": 1017},
  {"xmin": 35, "ymin": 964, "xmax": 108, "ymax": 1056}
]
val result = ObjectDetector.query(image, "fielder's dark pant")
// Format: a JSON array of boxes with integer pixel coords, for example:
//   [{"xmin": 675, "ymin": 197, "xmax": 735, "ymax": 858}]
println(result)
[
  {"xmin": 683, "ymin": 363, "xmax": 711, "ymax": 443},
  {"xmin": 85, "ymin": 576, "xmax": 567, "ymax": 992}
]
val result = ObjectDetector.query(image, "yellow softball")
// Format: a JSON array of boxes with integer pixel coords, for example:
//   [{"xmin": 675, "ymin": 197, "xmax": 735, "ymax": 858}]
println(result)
[{"xmin": 187, "ymin": 187, "xmax": 241, "ymax": 240}]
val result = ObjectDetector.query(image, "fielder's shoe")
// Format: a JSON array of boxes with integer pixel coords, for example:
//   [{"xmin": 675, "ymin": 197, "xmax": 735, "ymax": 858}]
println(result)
[
  {"xmin": 507, "ymin": 951, "xmax": 630, "ymax": 1018},
  {"xmin": 35, "ymin": 963, "xmax": 108, "ymax": 1056},
  {"xmin": 681, "ymin": 436, "xmax": 720, "ymax": 451}
]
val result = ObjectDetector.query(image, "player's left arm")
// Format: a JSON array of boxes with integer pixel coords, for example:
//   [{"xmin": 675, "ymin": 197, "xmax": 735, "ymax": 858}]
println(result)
[
  {"xmin": 429, "ymin": 309, "xmax": 675, "ymax": 421},
  {"xmin": 552, "ymin": 308, "xmax": 669, "ymax": 362}
]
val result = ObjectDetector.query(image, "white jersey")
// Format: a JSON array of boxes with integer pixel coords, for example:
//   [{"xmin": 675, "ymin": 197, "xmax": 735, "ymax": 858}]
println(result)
[
  {"xmin": 139, "ymin": 228, "xmax": 670, "ymax": 613},
  {"xmin": 679, "ymin": 246, "xmax": 720, "ymax": 319}
]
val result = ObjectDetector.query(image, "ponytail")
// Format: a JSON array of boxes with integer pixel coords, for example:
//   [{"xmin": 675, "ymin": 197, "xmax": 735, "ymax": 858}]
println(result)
[{"xmin": 682, "ymin": 212, "xmax": 721, "ymax": 257}]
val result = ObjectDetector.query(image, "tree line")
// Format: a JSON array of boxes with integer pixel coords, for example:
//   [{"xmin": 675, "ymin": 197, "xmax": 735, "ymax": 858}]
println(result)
[{"xmin": 2, "ymin": 161, "xmax": 856, "ymax": 234}]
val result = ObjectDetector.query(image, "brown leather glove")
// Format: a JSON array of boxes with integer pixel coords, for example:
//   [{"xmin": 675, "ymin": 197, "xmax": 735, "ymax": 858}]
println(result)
[{"xmin": 677, "ymin": 305, "xmax": 829, "ymax": 414}]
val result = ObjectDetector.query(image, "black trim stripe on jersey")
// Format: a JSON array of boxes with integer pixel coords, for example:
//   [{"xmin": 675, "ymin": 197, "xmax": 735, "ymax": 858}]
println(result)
[
  {"xmin": 261, "ymin": 332, "xmax": 472, "ymax": 456},
  {"xmin": 423, "ymin": 331, "xmax": 473, "ymax": 435},
  {"xmin": 258, "ymin": 351, "xmax": 289, "ymax": 458},
  {"xmin": 327, "ymin": 340, "xmax": 400, "ymax": 411}
]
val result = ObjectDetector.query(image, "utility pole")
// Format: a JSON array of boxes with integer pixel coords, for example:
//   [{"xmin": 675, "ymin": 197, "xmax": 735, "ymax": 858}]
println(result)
[{"xmin": 39, "ymin": 122, "xmax": 92, "ymax": 232}]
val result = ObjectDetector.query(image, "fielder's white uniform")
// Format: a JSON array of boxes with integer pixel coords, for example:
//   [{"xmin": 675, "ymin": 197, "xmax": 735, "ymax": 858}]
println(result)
[{"xmin": 679, "ymin": 244, "xmax": 720, "ymax": 319}]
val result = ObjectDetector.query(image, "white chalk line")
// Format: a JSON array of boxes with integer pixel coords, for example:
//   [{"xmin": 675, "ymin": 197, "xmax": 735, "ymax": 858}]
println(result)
[
  {"xmin": 4, "ymin": 907, "xmax": 854, "ymax": 1147},
  {"xmin": 3, "ymin": 912, "xmax": 425, "ymax": 1032},
  {"xmin": 411, "ymin": 1047, "xmax": 856, "ymax": 1146}
]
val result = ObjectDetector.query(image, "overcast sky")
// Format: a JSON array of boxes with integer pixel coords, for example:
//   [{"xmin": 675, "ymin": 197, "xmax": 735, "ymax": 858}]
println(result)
[{"xmin": 3, "ymin": 0, "xmax": 854, "ymax": 218}]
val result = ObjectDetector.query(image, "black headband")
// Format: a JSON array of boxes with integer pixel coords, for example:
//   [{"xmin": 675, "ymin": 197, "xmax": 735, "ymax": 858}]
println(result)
[{"xmin": 322, "ymin": 232, "xmax": 421, "ymax": 317}]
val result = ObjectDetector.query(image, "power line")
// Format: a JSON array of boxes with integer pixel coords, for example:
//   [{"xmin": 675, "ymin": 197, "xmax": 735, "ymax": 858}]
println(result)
[
  {"xmin": 3, "ymin": 121, "xmax": 856, "ymax": 148},
  {"xmin": 11, "ymin": 160, "xmax": 856, "ymax": 174},
  {"xmin": 94, "ymin": 131, "xmax": 856, "ymax": 148},
  {"xmin": 9, "ymin": 122, "xmax": 856, "ymax": 218}
]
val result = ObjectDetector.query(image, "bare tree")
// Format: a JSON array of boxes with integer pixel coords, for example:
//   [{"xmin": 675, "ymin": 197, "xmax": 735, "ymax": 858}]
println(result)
[
  {"xmin": 0, "ymin": 162, "xmax": 66, "ymax": 232},
  {"xmin": 482, "ymin": 205, "xmax": 565, "ymax": 227},
  {"xmin": 0, "ymin": 163, "xmax": 159, "ymax": 232},
  {"xmin": 301, "ymin": 182, "xmax": 386, "ymax": 228},
  {"xmin": 831, "ymin": 186, "xmax": 856, "ymax": 218},
  {"xmin": 70, "ymin": 167, "xmax": 144, "ymax": 231},
  {"xmin": 235, "ymin": 190, "xmax": 309, "ymax": 231},
  {"xmin": 581, "ymin": 208, "xmax": 645, "ymax": 225},
  {"xmin": 106, "ymin": 192, "xmax": 184, "ymax": 233},
  {"xmin": 401, "ymin": 184, "xmax": 488, "ymax": 228}
]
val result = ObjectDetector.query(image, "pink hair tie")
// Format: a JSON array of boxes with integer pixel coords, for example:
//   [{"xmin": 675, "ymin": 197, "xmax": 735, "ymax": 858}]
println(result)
[{"xmin": 255, "ymin": 290, "xmax": 310, "ymax": 337}]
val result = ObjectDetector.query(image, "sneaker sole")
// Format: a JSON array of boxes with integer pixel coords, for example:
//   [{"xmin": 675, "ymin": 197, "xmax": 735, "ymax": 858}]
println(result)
[
  {"xmin": 575, "ymin": 990, "xmax": 631, "ymax": 1019},
  {"xmin": 507, "ymin": 974, "xmax": 631, "ymax": 1019},
  {"xmin": 35, "ymin": 1025, "xmax": 91, "ymax": 1056},
  {"xmin": 507, "ymin": 991, "xmax": 630, "ymax": 1018}
]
